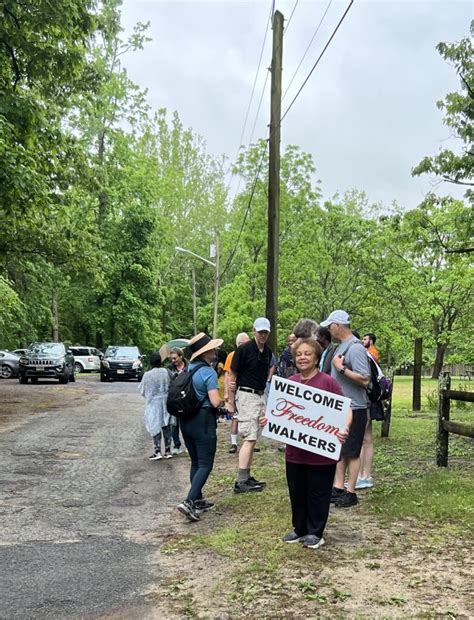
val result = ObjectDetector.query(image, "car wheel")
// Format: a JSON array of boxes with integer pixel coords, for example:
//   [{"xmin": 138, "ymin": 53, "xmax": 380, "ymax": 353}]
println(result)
[
  {"xmin": 74, "ymin": 362, "xmax": 83, "ymax": 374},
  {"xmin": 0, "ymin": 364, "xmax": 13, "ymax": 379},
  {"xmin": 59, "ymin": 372, "xmax": 69, "ymax": 384},
  {"xmin": 31, "ymin": 377, "xmax": 38, "ymax": 384},
  {"xmin": 19, "ymin": 374, "xmax": 28, "ymax": 384}
]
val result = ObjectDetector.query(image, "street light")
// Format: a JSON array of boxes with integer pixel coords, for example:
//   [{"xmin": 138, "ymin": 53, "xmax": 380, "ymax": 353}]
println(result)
[{"xmin": 175, "ymin": 242, "xmax": 220, "ymax": 338}]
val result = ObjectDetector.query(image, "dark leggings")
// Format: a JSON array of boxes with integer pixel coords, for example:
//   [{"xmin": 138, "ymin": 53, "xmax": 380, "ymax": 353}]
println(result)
[
  {"xmin": 180, "ymin": 408, "xmax": 217, "ymax": 502},
  {"xmin": 286, "ymin": 461, "xmax": 337, "ymax": 538},
  {"xmin": 153, "ymin": 425, "xmax": 172, "ymax": 454}
]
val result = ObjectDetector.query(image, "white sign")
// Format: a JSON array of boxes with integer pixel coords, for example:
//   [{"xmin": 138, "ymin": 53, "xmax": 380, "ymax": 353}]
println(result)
[{"xmin": 262, "ymin": 375, "xmax": 351, "ymax": 460}]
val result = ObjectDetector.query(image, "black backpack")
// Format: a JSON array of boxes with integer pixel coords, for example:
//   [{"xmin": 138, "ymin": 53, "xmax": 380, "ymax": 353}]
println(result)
[
  {"xmin": 166, "ymin": 363, "xmax": 206, "ymax": 420},
  {"xmin": 344, "ymin": 341, "xmax": 391, "ymax": 404},
  {"xmin": 366, "ymin": 355, "xmax": 392, "ymax": 403}
]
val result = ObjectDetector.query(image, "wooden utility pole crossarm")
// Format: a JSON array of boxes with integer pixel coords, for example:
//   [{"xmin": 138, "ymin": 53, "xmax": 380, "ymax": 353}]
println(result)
[{"xmin": 266, "ymin": 10, "xmax": 284, "ymax": 353}]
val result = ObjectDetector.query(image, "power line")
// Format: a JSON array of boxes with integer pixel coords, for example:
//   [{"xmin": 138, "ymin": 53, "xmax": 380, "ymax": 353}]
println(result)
[
  {"xmin": 225, "ymin": 1, "xmax": 273, "ymax": 179},
  {"xmin": 284, "ymin": 0, "xmax": 299, "ymax": 34},
  {"xmin": 282, "ymin": 0, "xmax": 333, "ymax": 102},
  {"xmin": 280, "ymin": 0, "xmax": 354, "ymax": 124},
  {"xmin": 220, "ymin": 138, "xmax": 268, "ymax": 280},
  {"xmin": 221, "ymin": 0, "xmax": 355, "ymax": 279}
]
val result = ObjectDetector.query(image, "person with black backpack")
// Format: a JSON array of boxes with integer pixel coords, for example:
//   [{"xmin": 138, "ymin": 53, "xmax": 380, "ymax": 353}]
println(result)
[{"xmin": 174, "ymin": 332, "xmax": 223, "ymax": 522}]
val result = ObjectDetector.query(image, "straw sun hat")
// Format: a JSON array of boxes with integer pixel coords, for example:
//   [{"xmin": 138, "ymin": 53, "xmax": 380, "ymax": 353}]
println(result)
[{"xmin": 189, "ymin": 332, "xmax": 224, "ymax": 362}]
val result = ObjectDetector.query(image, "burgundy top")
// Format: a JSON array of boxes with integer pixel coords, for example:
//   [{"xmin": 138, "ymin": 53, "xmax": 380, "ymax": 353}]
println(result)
[{"xmin": 285, "ymin": 372, "xmax": 344, "ymax": 466}]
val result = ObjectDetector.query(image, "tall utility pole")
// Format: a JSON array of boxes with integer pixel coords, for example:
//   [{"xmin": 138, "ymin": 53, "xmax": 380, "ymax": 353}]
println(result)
[
  {"xmin": 212, "ymin": 233, "xmax": 220, "ymax": 338},
  {"xmin": 266, "ymin": 10, "xmax": 283, "ymax": 354}
]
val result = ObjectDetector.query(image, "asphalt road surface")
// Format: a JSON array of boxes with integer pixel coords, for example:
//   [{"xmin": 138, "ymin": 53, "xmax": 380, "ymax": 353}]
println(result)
[{"xmin": 0, "ymin": 375, "xmax": 189, "ymax": 619}]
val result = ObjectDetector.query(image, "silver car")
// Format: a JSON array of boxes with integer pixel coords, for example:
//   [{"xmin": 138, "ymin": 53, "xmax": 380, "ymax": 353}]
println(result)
[{"xmin": 0, "ymin": 350, "xmax": 20, "ymax": 379}]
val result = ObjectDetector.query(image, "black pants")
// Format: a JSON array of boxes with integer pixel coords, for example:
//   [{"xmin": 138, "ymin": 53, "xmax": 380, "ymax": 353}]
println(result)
[
  {"xmin": 153, "ymin": 425, "xmax": 172, "ymax": 454},
  {"xmin": 181, "ymin": 407, "xmax": 217, "ymax": 502},
  {"xmin": 285, "ymin": 461, "xmax": 337, "ymax": 538}
]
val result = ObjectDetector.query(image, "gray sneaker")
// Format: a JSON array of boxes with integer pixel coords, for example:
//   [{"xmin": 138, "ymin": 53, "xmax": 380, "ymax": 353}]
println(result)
[
  {"xmin": 302, "ymin": 535, "xmax": 325, "ymax": 549},
  {"xmin": 282, "ymin": 531, "xmax": 304, "ymax": 543},
  {"xmin": 234, "ymin": 480, "xmax": 264, "ymax": 494},
  {"xmin": 177, "ymin": 499, "xmax": 200, "ymax": 521}
]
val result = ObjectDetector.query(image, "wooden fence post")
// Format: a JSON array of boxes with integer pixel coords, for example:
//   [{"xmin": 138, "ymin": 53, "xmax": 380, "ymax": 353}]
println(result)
[
  {"xmin": 436, "ymin": 372, "xmax": 451, "ymax": 467},
  {"xmin": 412, "ymin": 337, "xmax": 423, "ymax": 411},
  {"xmin": 381, "ymin": 372, "xmax": 394, "ymax": 438}
]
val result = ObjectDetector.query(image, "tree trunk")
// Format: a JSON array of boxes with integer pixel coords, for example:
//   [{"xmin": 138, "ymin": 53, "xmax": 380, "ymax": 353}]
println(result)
[
  {"xmin": 51, "ymin": 288, "xmax": 59, "ymax": 341},
  {"xmin": 432, "ymin": 343, "xmax": 447, "ymax": 379}
]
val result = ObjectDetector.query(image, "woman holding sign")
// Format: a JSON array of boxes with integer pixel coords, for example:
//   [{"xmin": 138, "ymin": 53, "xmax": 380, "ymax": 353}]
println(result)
[{"xmin": 265, "ymin": 338, "xmax": 351, "ymax": 550}]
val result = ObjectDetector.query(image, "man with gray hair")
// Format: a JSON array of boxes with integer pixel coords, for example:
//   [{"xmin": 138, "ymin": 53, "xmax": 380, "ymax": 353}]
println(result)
[
  {"xmin": 320, "ymin": 310, "xmax": 370, "ymax": 508},
  {"xmin": 224, "ymin": 332, "xmax": 250, "ymax": 453}
]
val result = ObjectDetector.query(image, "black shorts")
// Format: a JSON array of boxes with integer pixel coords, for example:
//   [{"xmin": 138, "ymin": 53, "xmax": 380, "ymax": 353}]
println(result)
[{"xmin": 341, "ymin": 408, "xmax": 367, "ymax": 458}]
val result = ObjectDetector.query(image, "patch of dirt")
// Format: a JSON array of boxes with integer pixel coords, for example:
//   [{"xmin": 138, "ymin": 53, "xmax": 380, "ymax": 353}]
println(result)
[
  {"xmin": 0, "ymin": 380, "xmax": 95, "ymax": 432},
  {"xmin": 141, "ymin": 425, "xmax": 473, "ymax": 619}
]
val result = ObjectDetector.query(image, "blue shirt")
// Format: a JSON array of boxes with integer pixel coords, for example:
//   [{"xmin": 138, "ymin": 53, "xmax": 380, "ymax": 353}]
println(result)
[{"xmin": 188, "ymin": 362, "xmax": 219, "ymax": 407}]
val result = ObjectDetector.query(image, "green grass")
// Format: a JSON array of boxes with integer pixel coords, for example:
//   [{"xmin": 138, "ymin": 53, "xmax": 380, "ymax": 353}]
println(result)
[{"xmin": 165, "ymin": 376, "xmax": 474, "ymax": 609}]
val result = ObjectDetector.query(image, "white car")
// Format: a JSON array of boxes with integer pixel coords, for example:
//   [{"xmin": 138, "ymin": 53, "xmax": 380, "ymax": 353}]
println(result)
[{"xmin": 70, "ymin": 346, "xmax": 102, "ymax": 374}]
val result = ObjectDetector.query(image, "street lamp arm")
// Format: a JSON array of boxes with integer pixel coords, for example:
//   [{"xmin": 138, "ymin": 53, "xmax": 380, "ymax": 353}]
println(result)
[{"xmin": 175, "ymin": 246, "xmax": 216, "ymax": 268}]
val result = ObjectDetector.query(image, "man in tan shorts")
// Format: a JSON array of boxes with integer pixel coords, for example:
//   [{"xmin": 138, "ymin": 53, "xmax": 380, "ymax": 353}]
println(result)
[{"xmin": 227, "ymin": 318, "xmax": 273, "ymax": 493}]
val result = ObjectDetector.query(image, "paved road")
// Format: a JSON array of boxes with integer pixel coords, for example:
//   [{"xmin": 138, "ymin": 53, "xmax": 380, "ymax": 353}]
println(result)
[{"xmin": 0, "ymin": 376, "xmax": 189, "ymax": 619}]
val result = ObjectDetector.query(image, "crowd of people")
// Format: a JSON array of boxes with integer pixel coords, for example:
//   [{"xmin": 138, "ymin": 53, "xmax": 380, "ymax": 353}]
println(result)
[{"xmin": 138, "ymin": 310, "xmax": 383, "ymax": 549}]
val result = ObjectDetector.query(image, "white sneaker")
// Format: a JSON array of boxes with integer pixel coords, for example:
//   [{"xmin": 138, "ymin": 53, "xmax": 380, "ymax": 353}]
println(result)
[
  {"xmin": 355, "ymin": 477, "xmax": 374, "ymax": 490},
  {"xmin": 172, "ymin": 447, "xmax": 182, "ymax": 455},
  {"xmin": 149, "ymin": 453, "xmax": 162, "ymax": 461},
  {"xmin": 164, "ymin": 452, "xmax": 173, "ymax": 459}
]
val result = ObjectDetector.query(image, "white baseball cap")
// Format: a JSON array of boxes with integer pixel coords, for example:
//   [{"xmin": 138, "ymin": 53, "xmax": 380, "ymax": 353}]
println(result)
[
  {"xmin": 253, "ymin": 317, "xmax": 271, "ymax": 332},
  {"xmin": 320, "ymin": 310, "xmax": 350, "ymax": 327}
]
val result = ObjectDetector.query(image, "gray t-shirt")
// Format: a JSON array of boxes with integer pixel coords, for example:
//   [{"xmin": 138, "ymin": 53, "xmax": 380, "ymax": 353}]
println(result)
[{"xmin": 330, "ymin": 336, "xmax": 370, "ymax": 409}]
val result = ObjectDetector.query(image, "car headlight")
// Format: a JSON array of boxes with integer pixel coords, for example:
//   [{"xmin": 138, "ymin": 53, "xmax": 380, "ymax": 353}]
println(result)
[
  {"xmin": 19, "ymin": 357, "xmax": 29, "ymax": 364},
  {"xmin": 53, "ymin": 358, "xmax": 64, "ymax": 366},
  {"xmin": 132, "ymin": 360, "xmax": 142, "ymax": 369},
  {"xmin": 102, "ymin": 360, "xmax": 110, "ymax": 368}
]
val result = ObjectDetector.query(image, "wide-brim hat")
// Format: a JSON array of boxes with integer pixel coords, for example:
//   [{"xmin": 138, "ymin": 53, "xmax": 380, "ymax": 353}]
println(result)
[{"xmin": 189, "ymin": 332, "xmax": 224, "ymax": 361}]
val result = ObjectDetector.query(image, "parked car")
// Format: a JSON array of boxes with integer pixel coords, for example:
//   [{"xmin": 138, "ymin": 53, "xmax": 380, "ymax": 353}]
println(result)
[
  {"xmin": 100, "ymin": 345, "xmax": 144, "ymax": 382},
  {"xmin": 18, "ymin": 342, "xmax": 75, "ymax": 384},
  {"xmin": 0, "ymin": 350, "xmax": 21, "ymax": 379},
  {"xmin": 12, "ymin": 349, "xmax": 28, "ymax": 357},
  {"xmin": 70, "ymin": 346, "xmax": 101, "ymax": 374}
]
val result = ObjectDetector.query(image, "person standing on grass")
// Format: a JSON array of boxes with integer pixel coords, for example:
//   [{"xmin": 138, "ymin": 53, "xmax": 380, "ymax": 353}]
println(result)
[
  {"xmin": 277, "ymin": 333, "xmax": 297, "ymax": 378},
  {"xmin": 260, "ymin": 338, "xmax": 351, "ymax": 550},
  {"xmin": 316, "ymin": 326, "xmax": 336, "ymax": 375},
  {"xmin": 224, "ymin": 332, "xmax": 250, "ymax": 454},
  {"xmin": 168, "ymin": 347, "xmax": 188, "ymax": 454},
  {"xmin": 177, "ymin": 333, "xmax": 223, "ymax": 522},
  {"xmin": 139, "ymin": 352, "xmax": 173, "ymax": 460},
  {"xmin": 356, "ymin": 331, "xmax": 381, "ymax": 490},
  {"xmin": 320, "ymin": 310, "xmax": 370, "ymax": 508},
  {"xmin": 227, "ymin": 318, "xmax": 273, "ymax": 494},
  {"xmin": 363, "ymin": 332, "xmax": 379, "ymax": 363}
]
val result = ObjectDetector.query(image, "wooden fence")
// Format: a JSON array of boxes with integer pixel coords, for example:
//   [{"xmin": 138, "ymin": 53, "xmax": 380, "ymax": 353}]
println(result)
[{"xmin": 436, "ymin": 372, "xmax": 474, "ymax": 467}]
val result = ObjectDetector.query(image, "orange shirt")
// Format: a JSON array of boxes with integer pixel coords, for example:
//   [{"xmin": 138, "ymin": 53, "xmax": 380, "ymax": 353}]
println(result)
[
  {"xmin": 367, "ymin": 345, "xmax": 379, "ymax": 363},
  {"xmin": 224, "ymin": 350, "xmax": 235, "ymax": 373}
]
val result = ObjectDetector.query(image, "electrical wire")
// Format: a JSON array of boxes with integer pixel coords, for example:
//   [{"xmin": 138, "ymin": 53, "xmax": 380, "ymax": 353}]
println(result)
[
  {"xmin": 219, "ymin": 138, "xmax": 269, "ymax": 280},
  {"xmin": 225, "ymin": 1, "xmax": 273, "ymax": 179},
  {"xmin": 283, "ymin": 0, "xmax": 299, "ymax": 34},
  {"xmin": 280, "ymin": 0, "xmax": 354, "ymax": 124},
  {"xmin": 282, "ymin": 0, "xmax": 333, "ymax": 102}
]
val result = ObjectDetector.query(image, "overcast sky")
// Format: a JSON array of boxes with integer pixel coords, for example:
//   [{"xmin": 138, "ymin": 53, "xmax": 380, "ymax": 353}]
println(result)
[{"xmin": 120, "ymin": 0, "xmax": 471, "ymax": 210}]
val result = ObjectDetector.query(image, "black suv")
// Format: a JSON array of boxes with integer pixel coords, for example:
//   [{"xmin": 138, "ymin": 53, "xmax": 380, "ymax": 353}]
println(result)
[
  {"xmin": 19, "ymin": 342, "xmax": 75, "ymax": 384},
  {"xmin": 100, "ymin": 346, "xmax": 144, "ymax": 382}
]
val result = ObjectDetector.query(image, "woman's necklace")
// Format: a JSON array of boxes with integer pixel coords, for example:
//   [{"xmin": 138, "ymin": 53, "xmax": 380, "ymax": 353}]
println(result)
[{"xmin": 300, "ymin": 369, "xmax": 319, "ymax": 384}]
